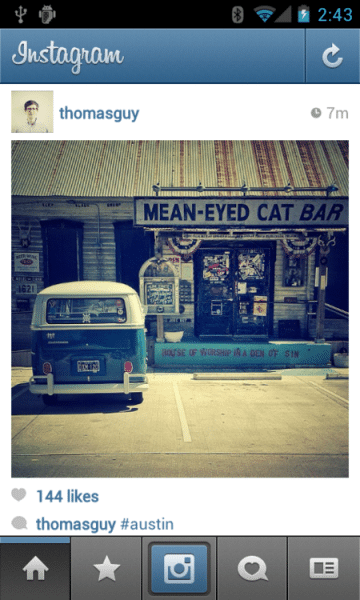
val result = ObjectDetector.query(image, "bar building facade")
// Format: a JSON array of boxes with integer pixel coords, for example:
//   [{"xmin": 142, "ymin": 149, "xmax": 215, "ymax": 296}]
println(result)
[{"xmin": 11, "ymin": 140, "xmax": 349, "ymax": 368}]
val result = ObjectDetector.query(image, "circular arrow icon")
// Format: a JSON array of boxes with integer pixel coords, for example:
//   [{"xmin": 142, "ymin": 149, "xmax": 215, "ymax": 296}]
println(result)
[{"xmin": 322, "ymin": 44, "xmax": 343, "ymax": 69}]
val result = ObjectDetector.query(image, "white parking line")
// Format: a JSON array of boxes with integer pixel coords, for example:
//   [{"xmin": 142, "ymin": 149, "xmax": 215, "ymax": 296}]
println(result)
[
  {"xmin": 294, "ymin": 377, "xmax": 349, "ymax": 408},
  {"xmin": 306, "ymin": 379, "xmax": 349, "ymax": 407},
  {"xmin": 173, "ymin": 382, "xmax": 192, "ymax": 443}
]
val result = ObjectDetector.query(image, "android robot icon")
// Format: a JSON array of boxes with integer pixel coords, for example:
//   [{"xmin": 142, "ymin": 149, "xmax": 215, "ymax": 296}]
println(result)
[{"xmin": 39, "ymin": 5, "xmax": 56, "ymax": 24}]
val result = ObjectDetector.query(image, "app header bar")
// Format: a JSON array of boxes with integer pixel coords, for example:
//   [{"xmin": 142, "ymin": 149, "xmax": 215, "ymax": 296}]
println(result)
[{"xmin": 1, "ymin": 29, "xmax": 359, "ymax": 83}]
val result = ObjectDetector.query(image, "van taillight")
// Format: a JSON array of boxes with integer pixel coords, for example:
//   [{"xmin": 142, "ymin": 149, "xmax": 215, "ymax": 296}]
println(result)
[
  {"xmin": 43, "ymin": 362, "xmax": 52, "ymax": 375},
  {"xmin": 124, "ymin": 361, "xmax": 133, "ymax": 373}
]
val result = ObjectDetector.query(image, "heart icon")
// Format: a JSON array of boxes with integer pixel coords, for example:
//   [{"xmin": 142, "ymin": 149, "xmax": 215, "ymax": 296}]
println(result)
[
  {"xmin": 11, "ymin": 488, "xmax": 26, "ymax": 501},
  {"xmin": 244, "ymin": 562, "xmax": 260, "ymax": 575}
]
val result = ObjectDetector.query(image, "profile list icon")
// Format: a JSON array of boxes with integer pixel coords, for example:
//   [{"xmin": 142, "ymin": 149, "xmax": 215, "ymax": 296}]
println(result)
[{"xmin": 309, "ymin": 558, "xmax": 339, "ymax": 579}]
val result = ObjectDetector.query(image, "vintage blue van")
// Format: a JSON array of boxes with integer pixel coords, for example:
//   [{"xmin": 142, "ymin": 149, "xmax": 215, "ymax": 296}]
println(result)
[{"xmin": 29, "ymin": 281, "xmax": 148, "ymax": 405}]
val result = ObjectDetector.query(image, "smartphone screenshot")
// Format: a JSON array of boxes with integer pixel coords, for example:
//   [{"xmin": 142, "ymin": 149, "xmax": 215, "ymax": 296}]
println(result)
[{"xmin": 1, "ymin": 3, "xmax": 358, "ymax": 598}]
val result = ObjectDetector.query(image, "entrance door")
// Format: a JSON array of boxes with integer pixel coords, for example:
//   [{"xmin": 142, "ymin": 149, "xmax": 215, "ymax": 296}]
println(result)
[
  {"xmin": 42, "ymin": 220, "xmax": 83, "ymax": 287},
  {"xmin": 195, "ymin": 249, "xmax": 234, "ymax": 336},
  {"xmin": 195, "ymin": 246, "xmax": 273, "ymax": 337},
  {"xmin": 234, "ymin": 247, "xmax": 271, "ymax": 336},
  {"xmin": 114, "ymin": 221, "xmax": 154, "ymax": 293}
]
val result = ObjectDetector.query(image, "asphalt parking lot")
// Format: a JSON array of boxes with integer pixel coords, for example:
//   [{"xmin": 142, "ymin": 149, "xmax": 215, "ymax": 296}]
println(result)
[{"xmin": 11, "ymin": 367, "xmax": 349, "ymax": 478}]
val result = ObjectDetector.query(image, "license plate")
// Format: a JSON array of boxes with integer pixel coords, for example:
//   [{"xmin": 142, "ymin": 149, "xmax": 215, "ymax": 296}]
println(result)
[{"xmin": 77, "ymin": 360, "xmax": 100, "ymax": 373}]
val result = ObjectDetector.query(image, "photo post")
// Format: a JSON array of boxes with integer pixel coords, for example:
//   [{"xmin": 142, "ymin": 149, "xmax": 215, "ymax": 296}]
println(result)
[{"xmin": 1, "ymin": 9, "xmax": 359, "ymax": 599}]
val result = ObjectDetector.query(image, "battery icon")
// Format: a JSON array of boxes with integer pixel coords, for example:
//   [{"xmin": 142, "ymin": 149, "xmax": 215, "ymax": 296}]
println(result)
[{"xmin": 298, "ymin": 4, "xmax": 310, "ymax": 22}]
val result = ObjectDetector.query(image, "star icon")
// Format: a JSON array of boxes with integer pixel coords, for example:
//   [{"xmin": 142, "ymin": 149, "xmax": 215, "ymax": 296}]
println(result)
[{"xmin": 93, "ymin": 555, "xmax": 121, "ymax": 581}]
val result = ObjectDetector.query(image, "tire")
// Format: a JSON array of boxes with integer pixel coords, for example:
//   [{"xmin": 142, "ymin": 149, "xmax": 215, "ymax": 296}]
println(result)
[
  {"xmin": 42, "ymin": 394, "xmax": 58, "ymax": 406},
  {"xmin": 129, "ymin": 392, "xmax": 144, "ymax": 405}
]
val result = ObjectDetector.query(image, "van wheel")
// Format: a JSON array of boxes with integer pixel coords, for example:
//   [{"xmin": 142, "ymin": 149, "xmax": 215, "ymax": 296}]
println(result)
[
  {"xmin": 129, "ymin": 392, "xmax": 144, "ymax": 405},
  {"xmin": 43, "ymin": 394, "xmax": 58, "ymax": 406}
]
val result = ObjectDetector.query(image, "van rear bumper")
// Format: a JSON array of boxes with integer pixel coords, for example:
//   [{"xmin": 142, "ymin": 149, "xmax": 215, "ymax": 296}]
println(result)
[{"xmin": 29, "ymin": 372, "xmax": 148, "ymax": 396}]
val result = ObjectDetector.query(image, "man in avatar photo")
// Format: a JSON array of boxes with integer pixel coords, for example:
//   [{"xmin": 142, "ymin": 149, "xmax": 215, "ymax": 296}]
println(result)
[{"xmin": 15, "ymin": 100, "xmax": 49, "ymax": 133}]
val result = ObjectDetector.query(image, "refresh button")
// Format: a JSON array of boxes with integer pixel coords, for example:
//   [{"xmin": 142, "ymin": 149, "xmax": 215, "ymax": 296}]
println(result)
[{"xmin": 322, "ymin": 44, "xmax": 343, "ymax": 69}]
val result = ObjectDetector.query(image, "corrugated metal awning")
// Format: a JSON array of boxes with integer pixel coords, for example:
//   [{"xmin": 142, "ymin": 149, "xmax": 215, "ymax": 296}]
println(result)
[{"xmin": 11, "ymin": 140, "xmax": 349, "ymax": 198}]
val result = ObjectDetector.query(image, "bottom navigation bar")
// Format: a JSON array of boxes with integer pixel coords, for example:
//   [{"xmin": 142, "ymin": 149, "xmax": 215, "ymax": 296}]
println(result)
[{"xmin": 0, "ymin": 536, "xmax": 359, "ymax": 599}]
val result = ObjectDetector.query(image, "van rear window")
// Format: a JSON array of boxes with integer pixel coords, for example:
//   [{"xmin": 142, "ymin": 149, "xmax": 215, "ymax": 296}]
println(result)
[{"xmin": 46, "ymin": 298, "xmax": 127, "ymax": 324}]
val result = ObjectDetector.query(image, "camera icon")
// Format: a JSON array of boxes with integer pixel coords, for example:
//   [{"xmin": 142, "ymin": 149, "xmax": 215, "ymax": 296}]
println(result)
[
  {"xmin": 164, "ymin": 554, "xmax": 195, "ymax": 584},
  {"xmin": 150, "ymin": 544, "xmax": 208, "ymax": 594}
]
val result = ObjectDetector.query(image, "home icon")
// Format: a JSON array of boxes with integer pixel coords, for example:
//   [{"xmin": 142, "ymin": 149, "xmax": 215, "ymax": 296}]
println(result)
[{"xmin": 23, "ymin": 556, "xmax": 49, "ymax": 580}]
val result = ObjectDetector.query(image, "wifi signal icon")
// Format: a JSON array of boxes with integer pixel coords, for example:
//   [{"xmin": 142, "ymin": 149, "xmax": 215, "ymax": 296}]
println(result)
[{"xmin": 254, "ymin": 5, "xmax": 276, "ymax": 22}]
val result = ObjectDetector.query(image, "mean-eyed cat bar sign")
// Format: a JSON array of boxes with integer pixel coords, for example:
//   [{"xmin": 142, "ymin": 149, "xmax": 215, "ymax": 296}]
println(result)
[{"xmin": 134, "ymin": 196, "xmax": 348, "ymax": 228}]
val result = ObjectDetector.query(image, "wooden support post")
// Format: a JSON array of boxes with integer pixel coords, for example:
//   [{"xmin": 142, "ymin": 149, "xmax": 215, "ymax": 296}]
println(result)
[
  {"xmin": 315, "ymin": 236, "xmax": 334, "ymax": 343},
  {"xmin": 156, "ymin": 314, "xmax": 164, "ymax": 342},
  {"xmin": 154, "ymin": 230, "xmax": 165, "ymax": 342},
  {"xmin": 315, "ymin": 258, "xmax": 327, "ymax": 343},
  {"xmin": 314, "ymin": 233, "xmax": 339, "ymax": 343}
]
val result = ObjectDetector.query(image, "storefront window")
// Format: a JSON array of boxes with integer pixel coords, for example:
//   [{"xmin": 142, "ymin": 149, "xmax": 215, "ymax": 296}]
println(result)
[
  {"xmin": 46, "ymin": 298, "xmax": 127, "ymax": 324},
  {"xmin": 283, "ymin": 255, "xmax": 305, "ymax": 287}
]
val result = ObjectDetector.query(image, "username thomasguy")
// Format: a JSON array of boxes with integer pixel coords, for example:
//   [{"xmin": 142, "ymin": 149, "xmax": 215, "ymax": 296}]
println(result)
[{"xmin": 59, "ymin": 106, "xmax": 140, "ymax": 123}]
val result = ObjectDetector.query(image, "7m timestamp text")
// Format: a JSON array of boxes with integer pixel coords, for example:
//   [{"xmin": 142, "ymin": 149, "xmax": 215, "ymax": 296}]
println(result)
[{"xmin": 327, "ymin": 107, "xmax": 349, "ymax": 119}]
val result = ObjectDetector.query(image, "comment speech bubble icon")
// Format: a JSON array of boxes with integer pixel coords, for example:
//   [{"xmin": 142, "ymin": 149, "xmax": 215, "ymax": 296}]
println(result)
[
  {"xmin": 11, "ymin": 516, "xmax": 28, "ymax": 530},
  {"xmin": 238, "ymin": 556, "xmax": 268, "ymax": 581}
]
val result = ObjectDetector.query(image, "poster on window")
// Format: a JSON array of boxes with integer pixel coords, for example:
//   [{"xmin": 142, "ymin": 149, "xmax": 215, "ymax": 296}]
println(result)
[
  {"xmin": 145, "ymin": 281, "xmax": 175, "ymax": 306},
  {"xmin": 253, "ymin": 301, "xmax": 267, "ymax": 316},
  {"xmin": 238, "ymin": 251, "xmax": 265, "ymax": 280},
  {"xmin": 202, "ymin": 253, "xmax": 230, "ymax": 282}
]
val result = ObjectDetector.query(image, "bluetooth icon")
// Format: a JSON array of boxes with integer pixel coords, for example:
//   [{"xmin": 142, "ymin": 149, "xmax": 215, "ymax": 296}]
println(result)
[{"xmin": 232, "ymin": 6, "xmax": 244, "ymax": 24}]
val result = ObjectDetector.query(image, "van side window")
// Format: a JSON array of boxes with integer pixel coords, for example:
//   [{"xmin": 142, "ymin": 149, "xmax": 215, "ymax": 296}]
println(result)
[{"xmin": 46, "ymin": 298, "xmax": 127, "ymax": 324}]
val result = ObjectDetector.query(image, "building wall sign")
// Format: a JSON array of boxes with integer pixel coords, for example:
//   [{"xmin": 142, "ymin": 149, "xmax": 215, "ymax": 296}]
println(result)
[
  {"xmin": 134, "ymin": 197, "xmax": 348, "ymax": 228},
  {"xmin": 14, "ymin": 252, "xmax": 40, "ymax": 272},
  {"xmin": 155, "ymin": 341, "xmax": 332, "ymax": 368}
]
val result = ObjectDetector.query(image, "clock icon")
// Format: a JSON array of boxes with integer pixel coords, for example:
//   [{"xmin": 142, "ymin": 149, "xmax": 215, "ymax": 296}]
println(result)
[{"xmin": 311, "ymin": 107, "xmax": 322, "ymax": 118}]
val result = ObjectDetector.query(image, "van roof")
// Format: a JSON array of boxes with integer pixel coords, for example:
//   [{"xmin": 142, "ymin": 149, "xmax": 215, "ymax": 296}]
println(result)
[{"xmin": 38, "ymin": 281, "xmax": 138, "ymax": 297}]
